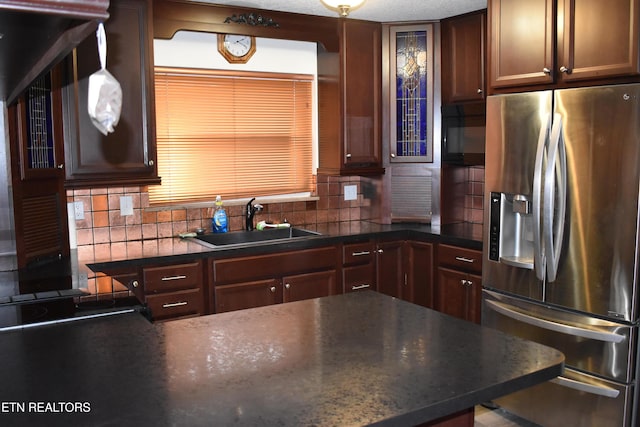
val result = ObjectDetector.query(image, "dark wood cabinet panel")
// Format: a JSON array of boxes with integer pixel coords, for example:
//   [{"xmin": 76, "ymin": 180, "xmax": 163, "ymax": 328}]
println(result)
[
  {"xmin": 215, "ymin": 278, "xmax": 281, "ymax": 314},
  {"xmin": 343, "ymin": 263, "xmax": 376, "ymax": 293},
  {"xmin": 406, "ymin": 241, "xmax": 434, "ymax": 309},
  {"xmin": 7, "ymin": 67, "xmax": 70, "ymax": 268},
  {"xmin": 488, "ymin": 0, "xmax": 555, "ymax": 88},
  {"xmin": 558, "ymin": 0, "xmax": 640, "ymax": 82},
  {"xmin": 342, "ymin": 241, "xmax": 376, "ymax": 293},
  {"xmin": 436, "ymin": 244, "xmax": 482, "ymax": 324},
  {"xmin": 62, "ymin": 0, "xmax": 159, "ymax": 188},
  {"xmin": 213, "ymin": 247, "xmax": 337, "ymax": 284},
  {"xmin": 376, "ymin": 240, "xmax": 405, "ymax": 299},
  {"xmin": 143, "ymin": 261, "xmax": 202, "ymax": 294},
  {"xmin": 283, "ymin": 270, "xmax": 337, "ymax": 302},
  {"xmin": 441, "ymin": 10, "xmax": 486, "ymax": 103},
  {"xmin": 318, "ymin": 19, "xmax": 384, "ymax": 176},
  {"xmin": 103, "ymin": 259, "xmax": 205, "ymax": 321},
  {"xmin": 146, "ymin": 288, "xmax": 203, "ymax": 321},
  {"xmin": 436, "ymin": 268, "xmax": 481, "ymax": 324},
  {"xmin": 489, "ymin": 0, "xmax": 640, "ymax": 90},
  {"xmin": 212, "ymin": 245, "xmax": 340, "ymax": 313}
]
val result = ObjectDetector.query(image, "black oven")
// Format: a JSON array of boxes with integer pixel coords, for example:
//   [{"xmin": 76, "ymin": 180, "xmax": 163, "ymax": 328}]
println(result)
[{"xmin": 441, "ymin": 102, "xmax": 486, "ymax": 165}]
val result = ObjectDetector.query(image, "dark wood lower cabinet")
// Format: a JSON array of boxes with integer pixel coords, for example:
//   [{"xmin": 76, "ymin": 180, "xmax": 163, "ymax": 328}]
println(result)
[
  {"xmin": 283, "ymin": 270, "xmax": 337, "ymax": 303},
  {"xmin": 376, "ymin": 239, "xmax": 435, "ymax": 308},
  {"xmin": 407, "ymin": 240, "xmax": 435, "ymax": 308},
  {"xmin": 215, "ymin": 278, "xmax": 281, "ymax": 313},
  {"xmin": 436, "ymin": 267, "xmax": 482, "ymax": 323},
  {"xmin": 212, "ymin": 246, "xmax": 339, "ymax": 313},
  {"xmin": 435, "ymin": 244, "xmax": 482, "ymax": 324},
  {"xmin": 214, "ymin": 271, "xmax": 338, "ymax": 314},
  {"xmin": 342, "ymin": 241, "xmax": 376, "ymax": 293},
  {"xmin": 376, "ymin": 240, "xmax": 405, "ymax": 299}
]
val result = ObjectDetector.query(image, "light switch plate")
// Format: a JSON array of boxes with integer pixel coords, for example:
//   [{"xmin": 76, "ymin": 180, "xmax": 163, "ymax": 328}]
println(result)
[
  {"xmin": 344, "ymin": 184, "xmax": 357, "ymax": 201},
  {"xmin": 120, "ymin": 196, "xmax": 134, "ymax": 216}
]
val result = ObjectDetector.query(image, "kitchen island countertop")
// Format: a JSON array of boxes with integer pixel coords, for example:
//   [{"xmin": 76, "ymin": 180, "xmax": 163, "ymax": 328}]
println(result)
[{"xmin": 0, "ymin": 291, "xmax": 563, "ymax": 426}]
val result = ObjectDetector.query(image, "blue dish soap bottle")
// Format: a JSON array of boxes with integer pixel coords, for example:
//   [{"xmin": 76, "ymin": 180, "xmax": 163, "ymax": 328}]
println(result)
[{"xmin": 212, "ymin": 195, "xmax": 228, "ymax": 233}]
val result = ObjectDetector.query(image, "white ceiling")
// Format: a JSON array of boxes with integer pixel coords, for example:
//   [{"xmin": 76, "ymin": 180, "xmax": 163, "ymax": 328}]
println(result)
[{"xmin": 195, "ymin": 0, "xmax": 487, "ymax": 22}]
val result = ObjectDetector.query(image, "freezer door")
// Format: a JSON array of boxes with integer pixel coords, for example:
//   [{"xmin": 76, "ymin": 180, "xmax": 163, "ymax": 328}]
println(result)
[
  {"xmin": 483, "ymin": 91, "xmax": 552, "ymax": 299},
  {"xmin": 493, "ymin": 366, "xmax": 634, "ymax": 427},
  {"xmin": 483, "ymin": 290, "xmax": 635, "ymax": 383},
  {"xmin": 547, "ymin": 84, "xmax": 640, "ymax": 322}
]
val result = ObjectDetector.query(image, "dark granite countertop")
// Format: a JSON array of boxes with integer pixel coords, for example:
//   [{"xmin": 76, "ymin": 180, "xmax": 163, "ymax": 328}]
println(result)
[
  {"xmin": 0, "ymin": 291, "xmax": 563, "ymax": 426},
  {"xmin": 85, "ymin": 220, "xmax": 482, "ymax": 269}
]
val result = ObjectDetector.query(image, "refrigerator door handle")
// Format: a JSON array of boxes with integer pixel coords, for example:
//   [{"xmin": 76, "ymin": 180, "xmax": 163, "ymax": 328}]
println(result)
[
  {"xmin": 543, "ymin": 113, "xmax": 567, "ymax": 282},
  {"xmin": 550, "ymin": 375, "xmax": 620, "ymax": 399},
  {"xmin": 532, "ymin": 113, "xmax": 550, "ymax": 281},
  {"xmin": 484, "ymin": 299, "xmax": 625, "ymax": 343}
]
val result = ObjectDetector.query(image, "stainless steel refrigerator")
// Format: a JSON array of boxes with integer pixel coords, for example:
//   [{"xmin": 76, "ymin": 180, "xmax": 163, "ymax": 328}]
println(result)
[{"xmin": 482, "ymin": 84, "xmax": 640, "ymax": 427}]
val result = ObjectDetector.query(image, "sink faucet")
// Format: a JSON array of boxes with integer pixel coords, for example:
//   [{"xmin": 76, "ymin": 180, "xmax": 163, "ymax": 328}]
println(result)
[{"xmin": 245, "ymin": 198, "xmax": 263, "ymax": 231}]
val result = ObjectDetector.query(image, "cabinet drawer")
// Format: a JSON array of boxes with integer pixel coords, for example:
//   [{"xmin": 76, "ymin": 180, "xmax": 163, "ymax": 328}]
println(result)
[
  {"xmin": 143, "ymin": 261, "xmax": 202, "ymax": 293},
  {"xmin": 146, "ymin": 289, "xmax": 203, "ymax": 321},
  {"xmin": 343, "ymin": 264, "xmax": 376, "ymax": 293},
  {"xmin": 438, "ymin": 244, "xmax": 482, "ymax": 274},
  {"xmin": 343, "ymin": 241, "xmax": 375, "ymax": 265}
]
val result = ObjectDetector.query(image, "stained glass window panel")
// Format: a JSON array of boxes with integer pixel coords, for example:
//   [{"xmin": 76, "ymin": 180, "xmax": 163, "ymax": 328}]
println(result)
[
  {"xmin": 390, "ymin": 25, "xmax": 433, "ymax": 163},
  {"xmin": 25, "ymin": 74, "xmax": 55, "ymax": 169}
]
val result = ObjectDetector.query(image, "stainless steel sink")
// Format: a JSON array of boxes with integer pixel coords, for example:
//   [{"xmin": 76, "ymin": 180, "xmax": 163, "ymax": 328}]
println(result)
[{"xmin": 191, "ymin": 227, "xmax": 321, "ymax": 248}]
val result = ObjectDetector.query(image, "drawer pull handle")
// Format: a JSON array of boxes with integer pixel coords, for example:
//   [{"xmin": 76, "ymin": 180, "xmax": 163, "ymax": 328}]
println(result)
[
  {"xmin": 352, "ymin": 251, "xmax": 371, "ymax": 256},
  {"xmin": 132, "ymin": 280, "xmax": 139, "ymax": 288},
  {"xmin": 162, "ymin": 301, "xmax": 188, "ymax": 308},
  {"xmin": 351, "ymin": 284, "xmax": 370, "ymax": 290},
  {"xmin": 269, "ymin": 286, "xmax": 276, "ymax": 293},
  {"xmin": 161, "ymin": 275, "xmax": 187, "ymax": 281},
  {"xmin": 455, "ymin": 256, "xmax": 475, "ymax": 263}
]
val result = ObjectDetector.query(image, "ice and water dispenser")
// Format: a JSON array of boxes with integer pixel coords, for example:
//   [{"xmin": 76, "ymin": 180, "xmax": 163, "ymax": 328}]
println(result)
[{"xmin": 488, "ymin": 192, "xmax": 535, "ymax": 269}]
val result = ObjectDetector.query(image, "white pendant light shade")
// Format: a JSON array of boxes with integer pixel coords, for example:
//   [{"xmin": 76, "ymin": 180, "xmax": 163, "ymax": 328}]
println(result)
[{"xmin": 320, "ymin": 0, "xmax": 366, "ymax": 17}]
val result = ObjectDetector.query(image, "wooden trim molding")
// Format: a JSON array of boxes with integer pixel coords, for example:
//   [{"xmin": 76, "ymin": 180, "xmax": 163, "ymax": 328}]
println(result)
[{"xmin": 153, "ymin": 0, "xmax": 340, "ymax": 52}]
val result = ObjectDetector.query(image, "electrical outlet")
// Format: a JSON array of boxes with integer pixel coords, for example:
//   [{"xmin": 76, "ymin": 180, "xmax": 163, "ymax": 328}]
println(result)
[
  {"xmin": 73, "ymin": 201, "xmax": 85, "ymax": 220},
  {"xmin": 344, "ymin": 184, "xmax": 357, "ymax": 201},
  {"xmin": 120, "ymin": 196, "xmax": 134, "ymax": 216}
]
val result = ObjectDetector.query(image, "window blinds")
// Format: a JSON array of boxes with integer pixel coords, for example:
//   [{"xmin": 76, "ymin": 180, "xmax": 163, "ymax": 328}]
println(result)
[{"xmin": 151, "ymin": 67, "xmax": 314, "ymax": 205}]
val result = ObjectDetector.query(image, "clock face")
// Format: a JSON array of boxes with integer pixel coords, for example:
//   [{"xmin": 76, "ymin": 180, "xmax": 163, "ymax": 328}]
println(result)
[
  {"xmin": 218, "ymin": 34, "xmax": 256, "ymax": 64},
  {"xmin": 224, "ymin": 35, "xmax": 252, "ymax": 57}
]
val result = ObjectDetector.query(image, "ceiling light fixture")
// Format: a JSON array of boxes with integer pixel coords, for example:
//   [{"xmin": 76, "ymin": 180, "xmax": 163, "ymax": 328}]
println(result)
[{"xmin": 320, "ymin": 0, "xmax": 366, "ymax": 17}]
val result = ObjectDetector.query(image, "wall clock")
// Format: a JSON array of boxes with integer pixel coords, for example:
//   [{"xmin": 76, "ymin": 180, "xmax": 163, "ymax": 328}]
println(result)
[{"xmin": 217, "ymin": 34, "xmax": 256, "ymax": 64}]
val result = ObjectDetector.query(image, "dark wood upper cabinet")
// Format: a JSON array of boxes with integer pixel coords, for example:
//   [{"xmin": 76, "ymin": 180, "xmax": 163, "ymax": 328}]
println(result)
[
  {"xmin": 488, "ymin": 0, "xmax": 555, "ymax": 89},
  {"xmin": 441, "ymin": 10, "xmax": 486, "ymax": 104},
  {"xmin": 62, "ymin": 0, "xmax": 160, "ymax": 188},
  {"xmin": 318, "ymin": 19, "xmax": 384, "ymax": 176},
  {"xmin": 489, "ymin": 0, "xmax": 640, "ymax": 90},
  {"xmin": 558, "ymin": 0, "xmax": 640, "ymax": 82}
]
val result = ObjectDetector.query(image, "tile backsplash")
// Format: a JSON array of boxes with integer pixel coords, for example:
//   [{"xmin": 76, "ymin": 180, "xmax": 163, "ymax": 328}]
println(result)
[
  {"xmin": 69, "ymin": 174, "xmax": 381, "ymax": 264},
  {"xmin": 465, "ymin": 166, "xmax": 485, "ymax": 224}
]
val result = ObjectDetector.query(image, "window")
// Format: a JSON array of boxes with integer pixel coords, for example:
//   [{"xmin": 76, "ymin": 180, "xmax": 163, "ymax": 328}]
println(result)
[
  {"xmin": 389, "ymin": 24, "xmax": 434, "ymax": 163},
  {"xmin": 151, "ymin": 67, "xmax": 314, "ymax": 205}
]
